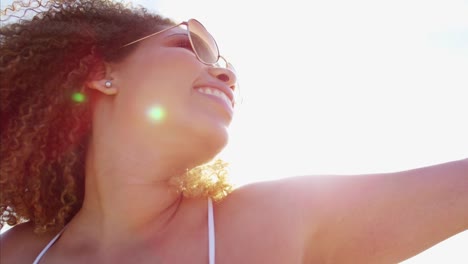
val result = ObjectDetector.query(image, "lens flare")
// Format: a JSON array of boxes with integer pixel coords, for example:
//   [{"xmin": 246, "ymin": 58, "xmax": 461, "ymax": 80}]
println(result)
[
  {"xmin": 71, "ymin": 92, "xmax": 86, "ymax": 103},
  {"xmin": 147, "ymin": 105, "xmax": 166, "ymax": 123}
]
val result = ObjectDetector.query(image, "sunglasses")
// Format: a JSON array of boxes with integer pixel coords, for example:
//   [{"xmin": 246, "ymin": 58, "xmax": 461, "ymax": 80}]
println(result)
[{"xmin": 121, "ymin": 19, "xmax": 233, "ymax": 70}]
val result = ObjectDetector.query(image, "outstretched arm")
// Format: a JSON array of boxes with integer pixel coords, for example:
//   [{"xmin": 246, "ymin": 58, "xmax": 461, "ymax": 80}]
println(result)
[{"xmin": 282, "ymin": 158, "xmax": 468, "ymax": 263}]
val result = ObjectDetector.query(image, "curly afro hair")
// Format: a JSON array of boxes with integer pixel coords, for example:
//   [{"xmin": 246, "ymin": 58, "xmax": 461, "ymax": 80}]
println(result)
[{"xmin": 1, "ymin": 0, "xmax": 232, "ymax": 234}]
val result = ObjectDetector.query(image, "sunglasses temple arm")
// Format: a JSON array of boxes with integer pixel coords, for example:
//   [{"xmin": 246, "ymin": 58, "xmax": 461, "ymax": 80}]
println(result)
[
  {"xmin": 120, "ymin": 23, "xmax": 183, "ymax": 48},
  {"xmin": 219, "ymin": 56, "xmax": 235, "ymax": 72}
]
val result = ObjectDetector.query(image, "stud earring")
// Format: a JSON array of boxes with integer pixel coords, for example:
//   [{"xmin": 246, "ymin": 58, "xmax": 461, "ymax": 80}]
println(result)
[{"xmin": 105, "ymin": 80, "xmax": 112, "ymax": 88}]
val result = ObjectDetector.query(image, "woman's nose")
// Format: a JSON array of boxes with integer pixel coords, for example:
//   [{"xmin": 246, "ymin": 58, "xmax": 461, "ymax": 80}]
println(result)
[{"xmin": 207, "ymin": 67, "xmax": 237, "ymax": 90}]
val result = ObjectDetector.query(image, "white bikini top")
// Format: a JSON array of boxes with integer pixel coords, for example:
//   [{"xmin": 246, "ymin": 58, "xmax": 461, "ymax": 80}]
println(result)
[{"xmin": 33, "ymin": 198, "xmax": 216, "ymax": 264}]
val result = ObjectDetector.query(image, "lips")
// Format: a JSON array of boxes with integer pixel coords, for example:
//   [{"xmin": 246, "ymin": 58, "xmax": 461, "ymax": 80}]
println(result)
[
  {"xmin": 195, "ymin": 87, "xmax": 233, "ymax": 108},
  {"xmin": 193, "ymin": 84, "xmax": 234, "ymax": 107}
]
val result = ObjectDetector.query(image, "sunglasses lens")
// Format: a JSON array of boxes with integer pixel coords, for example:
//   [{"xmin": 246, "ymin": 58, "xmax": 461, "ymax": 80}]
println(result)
[{"xmin": 188, "ymin": 19, "xmax": 219, "ymax": 64}]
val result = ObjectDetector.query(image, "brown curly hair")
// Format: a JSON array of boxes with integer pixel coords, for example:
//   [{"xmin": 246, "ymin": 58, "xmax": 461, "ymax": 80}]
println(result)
[{"xmin": 1, "ymin": 0, "xmax": 232, "ymax": 234}]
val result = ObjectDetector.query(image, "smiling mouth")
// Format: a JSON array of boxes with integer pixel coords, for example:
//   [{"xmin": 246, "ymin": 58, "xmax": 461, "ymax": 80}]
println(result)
[{"xmin": 195, "ymin": 87, "xmax": 233, "ymax": 108}]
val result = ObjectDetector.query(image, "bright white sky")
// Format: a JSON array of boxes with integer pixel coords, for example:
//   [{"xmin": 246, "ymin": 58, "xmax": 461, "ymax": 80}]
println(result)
[
  {"xmin": 2, "ymin": 0, "xmax": 468, "ymax": 262},
  {"xmin": 143, "ymin": 0, "xmax": 468, "ymax": 263}
]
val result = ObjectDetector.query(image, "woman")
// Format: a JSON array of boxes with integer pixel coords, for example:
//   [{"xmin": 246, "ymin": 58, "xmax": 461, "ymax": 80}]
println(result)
[{"xmin": 0, "ymin": 0, "xmax": 466, "ymax": 263}]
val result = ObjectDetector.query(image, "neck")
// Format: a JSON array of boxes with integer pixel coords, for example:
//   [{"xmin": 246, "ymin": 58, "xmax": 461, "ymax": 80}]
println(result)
[{"xmin": 68, "ymin": 138, "xmax": 192, "ymax": 247}]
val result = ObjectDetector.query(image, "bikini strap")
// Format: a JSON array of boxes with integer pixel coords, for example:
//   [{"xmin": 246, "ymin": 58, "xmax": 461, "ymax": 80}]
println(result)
[
  {"xmin": 32, "ymin": 227, "xmax": 66, "ymax": 264},
  {"xmin": 208, "ymin": 197, "xmax": 215, "ymax": 264},
  {"xmin": 33, "ymin": 200, "xmax": 215, "ymax": 264}
]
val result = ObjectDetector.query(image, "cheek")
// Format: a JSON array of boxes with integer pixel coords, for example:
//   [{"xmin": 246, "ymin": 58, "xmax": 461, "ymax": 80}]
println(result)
[
  {"xmin": 111, "ymin": 47, "xmax": 229, "ymax": 155},
  {"xmin": 112, "ymin": 51, "xmax": 202, "ymax": 140},
  {"xmin": 114, "ymin": 85, "xmax": 191, "ymax": 141},
  {"xmin": 118, "ymin": 52, "xmax": 196, "ymax": 116}
]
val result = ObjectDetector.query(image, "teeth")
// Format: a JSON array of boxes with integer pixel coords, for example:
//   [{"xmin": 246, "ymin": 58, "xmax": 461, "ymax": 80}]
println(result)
[{"xmin": 196, "ymin": 87, "xmax": 232, "ymax": 107}]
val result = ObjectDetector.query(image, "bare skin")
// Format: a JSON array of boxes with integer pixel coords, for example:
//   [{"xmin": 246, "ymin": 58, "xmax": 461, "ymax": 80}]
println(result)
[
  {"xmin": 2, "ymin": 160, "xmax": 468, "ymax": 264},
  {"xmin": 1, "ymin": 25, "xmax": 467, "ymax": 264}
]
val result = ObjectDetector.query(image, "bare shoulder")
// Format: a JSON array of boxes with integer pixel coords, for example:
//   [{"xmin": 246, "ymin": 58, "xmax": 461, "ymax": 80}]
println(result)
[
  {"xmin": 219, "ymin": 176, "xmax": 324, "ymax": 234},
  {"xmin": 0, "ymin": 222, "xmax": 56, "ymax": 264},
  {"xmin": 220, "ymin": 176, "xmax": 324, "ymax": 217},
  {"xmin": 214, "ymin": 176, "xmax": 324, "ymax": 263}
]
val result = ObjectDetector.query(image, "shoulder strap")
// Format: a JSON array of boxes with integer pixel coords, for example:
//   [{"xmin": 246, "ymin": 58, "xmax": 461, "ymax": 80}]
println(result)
[
  {"xmin": 32, "ymin": 227, "xmax": 65, "ymax": 264},
  {"xmin": 208, "ymin": 198, "xmax": 215, "ymax": 264},
  {"xmin": 33, "ymin": 201, "xmax": 215, "ymax": 264}
]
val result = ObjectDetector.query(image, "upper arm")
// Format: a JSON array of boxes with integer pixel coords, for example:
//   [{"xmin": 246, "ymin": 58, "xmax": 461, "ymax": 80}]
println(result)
[{"xmin": 281, "ymin": 158, "xmax": 468, "ymax": 263}]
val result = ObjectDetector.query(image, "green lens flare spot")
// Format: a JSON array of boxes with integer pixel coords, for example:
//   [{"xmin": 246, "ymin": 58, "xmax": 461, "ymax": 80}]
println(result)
[
  {"xmin": 72, "ymin": 92, "xmax": 86, "ymax": 103},
  {"xmin": 147, "ymin": 106, "xmax": 166, "ymax": 123}
]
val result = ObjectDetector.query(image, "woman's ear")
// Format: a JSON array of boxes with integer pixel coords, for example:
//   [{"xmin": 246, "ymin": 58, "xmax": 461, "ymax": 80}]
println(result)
[{"xmin": 86, "ymin": 62, "xmax": 118, "ymax": 95}]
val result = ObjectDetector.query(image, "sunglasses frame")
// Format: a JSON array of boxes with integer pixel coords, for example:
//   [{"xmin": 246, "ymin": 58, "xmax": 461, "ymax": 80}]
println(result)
[{"xmin": 120, "ymin": 19, "xmax": 231, "ymax": 69}]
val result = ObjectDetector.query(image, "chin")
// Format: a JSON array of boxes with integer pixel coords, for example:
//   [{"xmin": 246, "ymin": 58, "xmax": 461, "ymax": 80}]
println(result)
[
  {"xmin": 203, "ymin": 124, "xmax": 229, "ymax": 155},
  {"xmin": 192, "ymin": 121, "xmax": 229, "ymax": 164},
  {"xmin": 171, "ymin": 107, "xmax": 231, "ymax": 165}
]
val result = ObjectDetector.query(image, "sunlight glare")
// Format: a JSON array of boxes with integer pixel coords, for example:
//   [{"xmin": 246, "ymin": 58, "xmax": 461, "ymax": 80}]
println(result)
[{"xmin": 147, "ymin": 105, "xmax": 167, "ymax": 123}]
